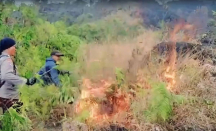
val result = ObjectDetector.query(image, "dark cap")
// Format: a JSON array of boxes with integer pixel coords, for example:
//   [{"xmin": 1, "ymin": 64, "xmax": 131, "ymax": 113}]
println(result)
[
  {"xmin": 0, "ymin": 38, "xmax": 16, "ymax": 54},
  {"xmin": 51, "ymin": 50, "xmax": 64, "ymax": 56}
]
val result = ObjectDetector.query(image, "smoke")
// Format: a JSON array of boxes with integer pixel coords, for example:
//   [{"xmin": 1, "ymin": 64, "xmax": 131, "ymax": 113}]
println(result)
[{"xmin": 78, "ymin": 30, "xmax": 161, "ymax": 81}]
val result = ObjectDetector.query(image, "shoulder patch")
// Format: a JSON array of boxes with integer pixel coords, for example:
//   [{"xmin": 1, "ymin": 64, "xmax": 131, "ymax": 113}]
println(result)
[
  {"xmin": 4, "ymin": 58, "xmax": 13, "ymax": 67},
  {"xmin": 0, "ymin": 57, "xmax": 14, "ymax": 69},
  {"xmin": 5, "ymin": 58, "xmax": 12, "ymax": 62},
  {"xmin": 6, "ymin": 58, "xmax": 11, "ymax": 61}
]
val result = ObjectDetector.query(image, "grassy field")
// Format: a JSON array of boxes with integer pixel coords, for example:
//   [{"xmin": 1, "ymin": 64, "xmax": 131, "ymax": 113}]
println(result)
[{"xmin": 0, "ymin": 3, "xmax": 216, "ymax": 131}]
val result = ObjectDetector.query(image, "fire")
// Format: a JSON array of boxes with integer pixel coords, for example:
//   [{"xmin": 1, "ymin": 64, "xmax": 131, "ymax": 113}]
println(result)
[
  {"xmin": 74, "ymin": 78, "xmax": 131, "ymax": 128},
  {"xmin": 73, "ymin": 19, "xmax": 197, "ymax": 129},
  {"xmin": 164, "ymin": 19, "xmax": 195, "ymax": 92},
  {"xmin": 164, "ymin": 66, "xmax": 176, "ymax": 90}
]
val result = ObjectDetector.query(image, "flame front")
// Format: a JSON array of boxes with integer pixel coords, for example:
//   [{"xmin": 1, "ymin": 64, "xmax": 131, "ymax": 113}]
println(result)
[
  {"xmin": 164, "ymin": 66, "xmax": 176, "ymax": 91},
  {"xmin": 74, "ymin": 79, "xmax": 131, "ymax": 127},
  {"xmin": 164, "ymin": 20, "xmax": 195, "ymax": 92},
  {"xmin": 74, "ymin": 20, "xmax": 197, "ymax": 129}
]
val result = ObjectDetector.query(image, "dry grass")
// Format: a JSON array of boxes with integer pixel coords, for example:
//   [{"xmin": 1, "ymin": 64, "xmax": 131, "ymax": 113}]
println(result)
[
  {"xmin": 62, "ymin": 52, "xmax": 216, "ymax": 131},
  {"xmin": 78, "ymin": 30, "xmax": 162, "ymax": 81},
  {"xmin": 125, "ymin": 53, "xmax": 216, "ymax": 131},
  {"xmin": 63, "ymin": 33, "xmax": 216, "ymax": 131},
  {"xmin": 168, "ymin": 57, "xmax": 216, "ymax": 131},
  {"xmin": 60, "ymin": 14, "xmax": 216, "ymax": 130}
]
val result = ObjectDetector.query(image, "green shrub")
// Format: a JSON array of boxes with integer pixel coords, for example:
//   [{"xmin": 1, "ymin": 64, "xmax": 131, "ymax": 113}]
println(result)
[
  {"xmin": 0, "ymin": 108, "xmax": 31, "ymax": 131},
  {"xmin": 144, "ymin": 82, "xmax": 185, "ymax": 122}
]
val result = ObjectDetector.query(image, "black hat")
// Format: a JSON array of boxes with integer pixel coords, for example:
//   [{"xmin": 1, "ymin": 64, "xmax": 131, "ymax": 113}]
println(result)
[
  {"xmin": 51, "ymin": 50, "xmax": 64, "ymax": 56},
  {"xmin": 0, "ymin": 38, "xmax": 16, "ymax": 54}
]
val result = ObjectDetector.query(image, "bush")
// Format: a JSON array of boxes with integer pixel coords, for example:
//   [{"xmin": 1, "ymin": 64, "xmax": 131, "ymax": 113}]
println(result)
[{"xmin": 144, "ymin": 82, "xmax": 185, "ymax": 122}]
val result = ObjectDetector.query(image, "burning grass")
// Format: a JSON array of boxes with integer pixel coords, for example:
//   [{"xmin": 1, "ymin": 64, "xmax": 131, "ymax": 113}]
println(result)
[
  {"xmin": 6, "ymin": 14, "xmax": 215, "ymax": 131},
  {"xmin": 65, "ymin": 19, "xmax": 216, "ymax": 131},
  {"xmin": 73, "ymin": 78, "xmax": 133, "ymax": 129},
  {"xmin": 60, "ymin": 47, "xmax": 216, "ymax": 131},
  {"xmin": 1, "ymin": 4, "xmax": 216, "ymax": 131}
]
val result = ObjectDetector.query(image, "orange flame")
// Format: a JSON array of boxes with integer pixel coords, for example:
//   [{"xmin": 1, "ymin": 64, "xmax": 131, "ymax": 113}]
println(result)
[
  {"xmin": 74, "ymin": 79, "xmax": 131, "ymax": 127},
  {"xmin": 164, "ymin": 19, "xmax": 195, "ymax": 92}
]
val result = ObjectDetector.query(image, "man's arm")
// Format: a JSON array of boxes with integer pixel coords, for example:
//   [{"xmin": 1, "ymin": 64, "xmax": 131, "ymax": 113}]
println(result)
[
  {"xmin": 1, "ymin": 58, "xmax": 27, "ymax": 87},
  {"xmin": 49, "ymin": 64, "xmax": 62, "ymax": 87},
  {"xmin": 38, "ymin": 66, "xmax": 45, "ymax": 75}
]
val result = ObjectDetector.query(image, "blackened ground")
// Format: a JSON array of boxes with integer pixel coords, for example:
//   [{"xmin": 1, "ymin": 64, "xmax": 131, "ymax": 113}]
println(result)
[
  {"xmin": 97, "ymin": 125, "xmax": 128, "ymax": 131},
  {"xmin": 152, "ymin": 42, "xmax": 216, "ymax": 64}
]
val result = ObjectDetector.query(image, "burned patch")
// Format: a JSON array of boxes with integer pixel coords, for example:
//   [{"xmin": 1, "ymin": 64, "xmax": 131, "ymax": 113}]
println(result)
[
  {"xmin": 151, "ymin": 42, "xmax": 216, "ymax": 64},
  {"xmin": 152, "ymin": 42, "xmax": 200, "ymax": 56}
]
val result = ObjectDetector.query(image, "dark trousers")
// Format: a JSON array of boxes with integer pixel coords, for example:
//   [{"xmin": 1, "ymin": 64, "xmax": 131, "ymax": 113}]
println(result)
[{"xmin": 0, "ymin": 97, "xmax": 22, "ymax": 114}]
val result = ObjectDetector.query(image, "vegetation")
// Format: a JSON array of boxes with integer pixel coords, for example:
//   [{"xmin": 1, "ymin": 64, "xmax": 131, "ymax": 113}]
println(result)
[{"xmin": 0, "ymin": 2, "xmax": 216, "ymax": 131}]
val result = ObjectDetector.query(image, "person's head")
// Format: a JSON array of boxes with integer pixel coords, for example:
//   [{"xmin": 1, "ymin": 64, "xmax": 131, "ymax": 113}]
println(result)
[
  {"xmin": 0, "ymin": 38, "xmax": 16, "ymax": 56},
  {"xmin": 51, "ymin": 50, "xmax": 64, "ymax": 62}
]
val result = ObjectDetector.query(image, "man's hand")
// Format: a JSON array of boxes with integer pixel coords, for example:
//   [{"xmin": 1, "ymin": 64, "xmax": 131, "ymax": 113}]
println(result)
[
  {"xmin": 26, "ymin": 77, "xmax": 37, "ymax": 86},
  {"xmin": 59, "ymin": 70, "xmax": 71, "ymax": 76},
  {"xmin": 64, "ymin": 71, "xmax": 71, "ymax": 76}
]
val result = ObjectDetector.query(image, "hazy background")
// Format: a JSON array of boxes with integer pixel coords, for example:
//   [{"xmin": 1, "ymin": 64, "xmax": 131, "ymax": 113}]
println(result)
[{"xmin": 9, "ymin": 0, "xmax": 216, "ymax": 28}]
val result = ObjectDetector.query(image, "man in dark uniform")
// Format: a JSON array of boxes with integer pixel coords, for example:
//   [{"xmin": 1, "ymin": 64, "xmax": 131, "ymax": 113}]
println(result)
[
  {"xmin": 38, "ymin": 50, "xmax": 70, "ymax": 87},
  {"xmin": 0, "ymin": 38, "xmax": 36, "ymax": 113}
]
